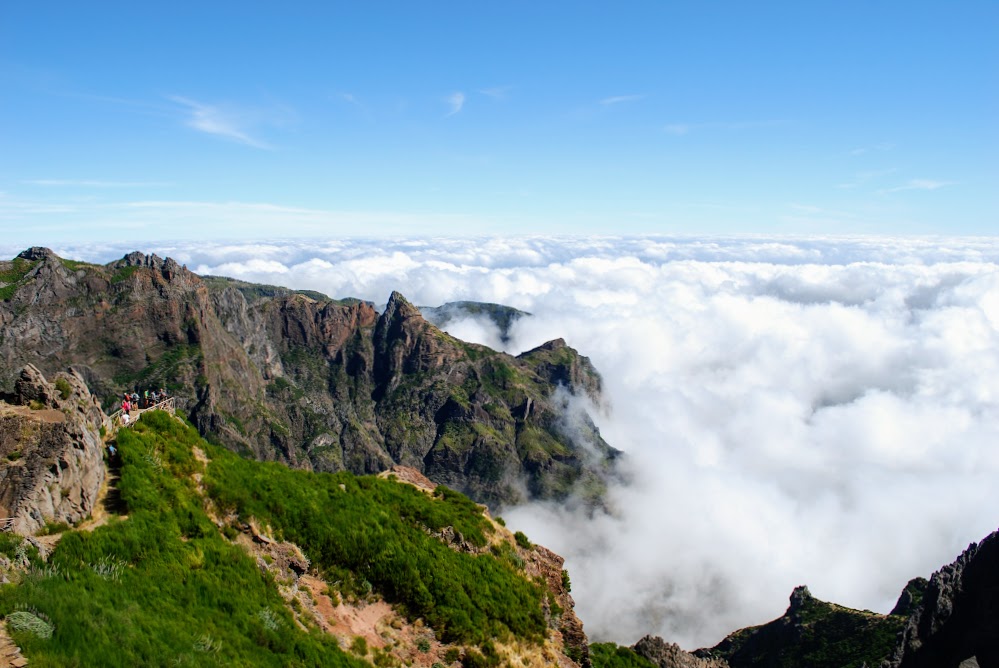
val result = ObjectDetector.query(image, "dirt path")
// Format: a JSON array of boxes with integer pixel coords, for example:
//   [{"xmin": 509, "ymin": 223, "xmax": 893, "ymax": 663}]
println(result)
[{"xmin": 0, "ymin": 624, "xmax": 28, "ymax": 667}]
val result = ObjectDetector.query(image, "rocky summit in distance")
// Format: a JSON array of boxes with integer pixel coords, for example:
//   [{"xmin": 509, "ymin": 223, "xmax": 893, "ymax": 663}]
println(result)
[
  {"xmin": 420, "ymin": 300, "xmax": 531, "ymax": 345},
  {"xmin": 0, "ymin": 247, "xmax": 618, "ymax": 508},
  {"xmin": 617, "ymin": 527, "xmax": 999, "ymax": 668}
]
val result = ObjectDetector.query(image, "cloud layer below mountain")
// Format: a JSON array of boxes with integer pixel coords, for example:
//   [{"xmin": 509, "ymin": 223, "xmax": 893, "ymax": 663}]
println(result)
[{"xmin": 31, "ymin": 235, "xmax": 999, "ymax": 649}]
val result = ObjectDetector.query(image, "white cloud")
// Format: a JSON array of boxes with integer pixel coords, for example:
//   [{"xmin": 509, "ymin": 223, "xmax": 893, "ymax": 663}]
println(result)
[
  {"xmin": 169, "ymin": 95, "xmax": 273, "ymax": 148},
  {"xmin": 28, "ymin": 237, "xmax": 999, "ymax": 650},
  {"xmin": 21, "ymin": 179, "xmax": 171, "ymax": 188},
  {"xmin": 600, "ymin": 94, "xmax": 645, "ymax": 106},
  {"xmin": 664, "ymin": 120, "xmax": 789, "ymax": 135},
  {"xmin": 479, "ymin": 85, "xmax": 512, "ymax": 99},
  {"xmin": 882, "ymin": 179, "xmax": 955, "ymax": 194},
  {"xmin": 849, "ymin": 142, "xmax": 894, "ymax": 156},
  {"xmin": 445, "ymin": 91, "xmax": 465, "ymax": 116}
]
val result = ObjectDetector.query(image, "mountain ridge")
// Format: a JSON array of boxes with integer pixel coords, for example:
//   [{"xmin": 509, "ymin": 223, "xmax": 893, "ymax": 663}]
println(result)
[{"xmin": 0, "ymin": 247, "xmax": 617, "ymax": 509}]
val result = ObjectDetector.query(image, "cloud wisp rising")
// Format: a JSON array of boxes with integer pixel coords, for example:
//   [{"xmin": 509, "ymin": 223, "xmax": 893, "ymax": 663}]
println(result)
[{"xmin": 46, "ymin": 235, "xmax": 999, "ymax": 650}]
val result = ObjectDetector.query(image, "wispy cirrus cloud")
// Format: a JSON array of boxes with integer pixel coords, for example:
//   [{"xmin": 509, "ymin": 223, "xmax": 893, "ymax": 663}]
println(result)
[
  {"xmin": 664, "ymin": 119, "xmax": 789, "ymax": 135},
  {"xmin": 881, "ymin": 179, "xmax": 955, "ymax": 194},
  {"xmin": 445, "ymin": 91, "xmax": 466, "ymax": 117},
  {"xmin": 835, "ymin": 168, "xmax": 898, "ymax": 190},
  {"xmin": 479, "ymin": 85, "xmax": 512, "ymax": 100},
  {"xmin": 21, "ymin": 179, "xmax": 171, "ymax": 188},
  {"xmin": 168, "ymin": 95, "xmax": 273, "ymax": 149},
  {"xmin": 849, "ymin": 142, "xmax": 893, "ymax": 156},
  {"xmin": 600, "ymin": 94, "xmax": 645, "ymax": 106}
]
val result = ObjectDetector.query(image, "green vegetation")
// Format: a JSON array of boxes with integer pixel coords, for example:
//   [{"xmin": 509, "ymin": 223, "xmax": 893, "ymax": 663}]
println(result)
[
  {"xmin": 0, "ymin": 411, "xmax": 367, "ymax": 667},
  {"xmin": 36, "ymin": 521, "xmax": 71, "ymax": 536},
  {"xmin": 112, "ymin": 343, "xmax": 202, "ymax": 398},
  {"xmin": 59, "ymin": 258, "xmax": 97, "ymax": 271},
  {"xmin": 54, "ymin": 378, "xmax": 72, "ymax": 400},
  {"xmin": 207, "ymin": 432, "xmax": 548, "ymax": 645},
  {"xmin": 514, "ymin": 531, "xmax": 532, "ymax": 550},
  {"xmin": 708, "ymin": 594, "xmax": 906, "ymax": 668},
  {"xmin": 0, "ymin": 408, "xmax": 557, "ymax": 661},
  {"xmin": 0, "ymin": 258, "xmax": 39, "ymax": 301},
  {"xmin": 110, "ymin": 265, "xmax": 140, "ymax": 284},
  {"xmin": 589, "ymin": 643, "xmax": 657, "ymax": 668},
  {"xmin": 201, "ymin": 275, "xmax": 333, "ymax": 303}
]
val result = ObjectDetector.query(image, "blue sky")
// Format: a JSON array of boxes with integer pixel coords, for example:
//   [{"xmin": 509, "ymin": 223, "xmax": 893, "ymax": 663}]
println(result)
[{"xmin": 1, "ymin": 1, "xmax": 996, "ymax": 245}]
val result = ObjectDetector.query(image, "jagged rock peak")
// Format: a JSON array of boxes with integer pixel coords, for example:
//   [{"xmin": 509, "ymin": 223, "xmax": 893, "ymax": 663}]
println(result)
[
  {"xmin": 788, "ymin": 584, "xmax": 814, "ymax": 613},
  {"xmin": 108, "ymin": 250, "xmax": 187, "ymax": 281},
  {"xmin": 633, "ymin": 636, "xmax": 730, "ymax": 668},
  {"xmin": 383, "ymin": 290, "xmax": 422, "ymax": 319},
  {"xmin": 16, "ymin": 247, "xmax": 57, "ymax": 262},
  {"xmin": 14, "ymin": 364, "xmax": 55, "ymax": 405},
  {"xmin": 889, "ymin": 577, "xmax": 929, "ymax": 617},
  {"xmin": 113, "ymin": 250, "xmax": 165, "ymax": 269},
  {"xmin": 882, "ymin": 529, "xmax": 999, "ymax": 668},
  {"xmin": 531, "ymin": 337, "xmax": 567, "ymax": 352}
]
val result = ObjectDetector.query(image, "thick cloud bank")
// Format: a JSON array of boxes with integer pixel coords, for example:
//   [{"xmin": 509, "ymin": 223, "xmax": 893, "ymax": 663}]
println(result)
[{"xmin": 37, "ymin": 235, "xmax": 999, "ymax": 648}]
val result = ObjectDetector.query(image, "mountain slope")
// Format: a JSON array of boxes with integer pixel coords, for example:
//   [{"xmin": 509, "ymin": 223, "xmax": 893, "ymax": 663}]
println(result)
[
  {"xmin": 0, "ymin": 247, "xmax": 617, "ymax": 508},
  {"xmin": 0, "ymin": 408, "xmax": 588, "ymax": 667}
]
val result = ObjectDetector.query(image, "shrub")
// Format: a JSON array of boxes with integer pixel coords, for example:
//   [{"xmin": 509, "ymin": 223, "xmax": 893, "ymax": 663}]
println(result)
[
  {"xmin": 350, "ymin": 636, "xmax": 369, "ymax": 656},
  {"xmin": 54, "ymin": 378, "xmax": 72, "ymax": 400},
  {"xmin": 514, "ymin": 531, "xmax": 532, "ymax": 550},
  {"xmin": 6, "ymin": 611, "xmax": 53, "ymax": 639}
]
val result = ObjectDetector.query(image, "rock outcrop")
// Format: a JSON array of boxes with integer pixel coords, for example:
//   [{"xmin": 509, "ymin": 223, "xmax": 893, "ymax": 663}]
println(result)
[
  {"xmin": 633, "ymin": 635, "xmax": 730, "ymax": 668},
  {"xmin": 525, "ymin": 543, "xmax": 590, "ymax": 667},
  {"xmin": 0, "ymin": 248, "xmax": 617, "ymax": 508},
  {"xmin": 0, "ymin": 365, "xmax": 107, "ymax": 534},
  {"xmin": 882, "ymin": 530, "xmax": 999, "ymax": 668},
  {"xmin": 693, "ymin": 585, "xmax": 905, "ymax": 668}
]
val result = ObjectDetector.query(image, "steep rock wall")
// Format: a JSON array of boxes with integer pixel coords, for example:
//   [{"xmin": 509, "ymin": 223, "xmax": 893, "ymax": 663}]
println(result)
[{"xmin": 0, "ymin": 365, "xmax": 107, "ymax": 534}]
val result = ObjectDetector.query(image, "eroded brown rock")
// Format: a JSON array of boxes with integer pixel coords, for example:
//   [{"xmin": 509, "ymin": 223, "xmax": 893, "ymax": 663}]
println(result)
[{"xmin": 0, "ymin": 365, "xmax": 107, "ymax": 534}]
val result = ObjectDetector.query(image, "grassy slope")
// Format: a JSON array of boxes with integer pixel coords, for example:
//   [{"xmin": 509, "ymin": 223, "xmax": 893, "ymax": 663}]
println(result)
[{"xmin": 0, "ymin": 411, "xmax": 549, "ymax": 666}]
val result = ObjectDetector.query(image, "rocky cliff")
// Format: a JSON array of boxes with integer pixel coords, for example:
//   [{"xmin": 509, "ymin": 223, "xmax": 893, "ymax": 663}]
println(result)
[
  {"xmin": 0, "ymin": 247, "xmax": 617, "ymax": 508},
  {"xmin": 0, "ymin": 365, "xmax": 107, "ymax": 534},
  {"xmin": 882, "ymin": 530, "xmax": 999, "ymax": 668},
  {"xmin": 633, "ymin": 635, "xmax": 730, "ymax": 668},
  {"xmin": 612, "ymin": 529, "xmax": 999, "ymax": 668}
]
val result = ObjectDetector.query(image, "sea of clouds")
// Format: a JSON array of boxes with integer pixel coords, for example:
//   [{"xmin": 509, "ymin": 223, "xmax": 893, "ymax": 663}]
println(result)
[{"xmin": 24, "ymin": 235, "xmax": 999, "ymax": 649}]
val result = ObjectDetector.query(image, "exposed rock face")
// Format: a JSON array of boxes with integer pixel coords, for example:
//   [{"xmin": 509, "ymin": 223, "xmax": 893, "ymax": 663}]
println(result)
[
  {"xmin": 883, "ymin": 530, "xmax": 999, "ymax": 668},
  {"xmin": 889, "ymin": 577, "xmax": 929, "ymax": 617},
  {"xmin": 0, "ymin": 249, "xmax": 617, "ymax": 508},
  {"xmin": 525, "ymin": 543, "xmax": 590, "ymax": 667},
  {"xmin": 633, "ymin": 635, "xmax": 730, "ymax": 668},
  {"xmin": 0, "ymin": 365, "xmax": 107, "ymax": 533}
]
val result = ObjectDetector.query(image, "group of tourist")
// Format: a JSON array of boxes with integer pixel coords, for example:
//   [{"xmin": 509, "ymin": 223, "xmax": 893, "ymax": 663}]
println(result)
[{"xmin": 120, "ymin": 388, "xmax": 169, "ymax": 426}]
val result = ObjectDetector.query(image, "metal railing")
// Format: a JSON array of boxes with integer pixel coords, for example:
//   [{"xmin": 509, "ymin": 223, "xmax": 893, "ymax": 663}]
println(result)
[{"xmin": 107, "ymin": 396, "xmax": 176, "ymax": 435}]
